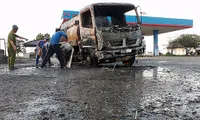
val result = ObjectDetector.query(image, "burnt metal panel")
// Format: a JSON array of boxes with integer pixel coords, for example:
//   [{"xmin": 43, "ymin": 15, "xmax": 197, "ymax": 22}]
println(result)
[{"xmin": 81, "ymin": 2, "xmax": 135, "ymax": 14}]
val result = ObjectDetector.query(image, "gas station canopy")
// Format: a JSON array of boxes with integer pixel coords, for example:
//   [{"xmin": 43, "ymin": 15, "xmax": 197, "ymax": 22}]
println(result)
[
  {"xmin": 126, "ymin": 15, "xmax": 193, "ymax": 35},
  {"xmin": 61, "ymin": 10, "xmax": 193, "ymax": 36}
]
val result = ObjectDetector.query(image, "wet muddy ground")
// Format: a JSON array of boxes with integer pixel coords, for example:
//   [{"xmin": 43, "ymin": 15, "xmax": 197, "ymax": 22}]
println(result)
[{"xmin": 0, "ymin": 56, "xmax": 200, "ymax": 120}]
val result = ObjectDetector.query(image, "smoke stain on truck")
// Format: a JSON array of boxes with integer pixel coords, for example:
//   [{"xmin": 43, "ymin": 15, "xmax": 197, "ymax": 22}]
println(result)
[{"xmin": 60, "ymin": 2, "xmax": 146, "ymax": 67}]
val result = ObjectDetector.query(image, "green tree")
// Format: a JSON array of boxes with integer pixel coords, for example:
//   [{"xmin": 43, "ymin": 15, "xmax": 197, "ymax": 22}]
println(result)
[
  {"xmin": 167, "ymin": 34, "xmax": 200, "ymax": 55},
  {"xmin": 178, "ymin": 34, "xmax": 200, "ymax": 48},
  {"xmin": 35, "ymin": 33, "xmax": 51, "ymax": 40},
  {"xmin": 44, "ymin": 33, "xmax": 50, "ymax": 39},
  {"xmin": 35, "ymin": 33, "xmax": 44, "ymax": 40},
  {"xmin": 167, "ymin": 39, "xmax": 183, "ymax": 49}
]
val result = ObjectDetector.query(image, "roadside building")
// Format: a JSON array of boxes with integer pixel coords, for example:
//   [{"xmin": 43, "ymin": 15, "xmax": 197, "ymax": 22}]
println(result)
[{"xmin": 167, "ymin": 48, "xmax": 196, "ymax": 55}]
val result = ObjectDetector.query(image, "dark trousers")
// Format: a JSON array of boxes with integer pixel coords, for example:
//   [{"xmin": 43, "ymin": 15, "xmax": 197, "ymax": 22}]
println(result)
[
  {"xmin": 41, "ymin": 44, "xmax": 64, "ymax": 68},
  {"xmin": 42, "ymin": 48, "xmax": 51, "ymax": 64}
]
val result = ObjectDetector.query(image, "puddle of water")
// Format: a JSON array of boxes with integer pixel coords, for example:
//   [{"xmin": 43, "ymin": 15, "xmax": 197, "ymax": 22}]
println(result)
[
  {"xmin": 0, "ymin": 67, "xmax": 36, "ymax": 75},
  {"xmin": 142, "ymin": 66, "xmax": 173, "ymax": 80},
  {"xmin": 142, "ymin": 67, "xmax": 159, "ymax": 79},
  {"xmin": 158, "ymin": 61, "xmax": 169, "ymax": 63},
  {"xmin": 24, "ymin": 97, "xmax": 58, "ymax": 113},
  {"xmin": 139, "ymin": 65, "xmax": 200, "ymax": 119},
  {"xmin": 5, "ymin": 97, "xmax": 59, "ymax": 119},
  {"xmin": 0, "ymin": 66, "xmax": 55, "ymax": 77}
]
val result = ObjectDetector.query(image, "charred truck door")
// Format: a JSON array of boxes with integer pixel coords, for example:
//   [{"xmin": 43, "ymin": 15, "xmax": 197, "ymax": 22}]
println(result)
[{"xmin": 79, "ymin": 8, "xmax": 98, "ymax": 66}]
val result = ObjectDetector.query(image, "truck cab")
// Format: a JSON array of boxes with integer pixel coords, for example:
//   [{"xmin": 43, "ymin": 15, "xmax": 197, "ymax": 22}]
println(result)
[{"xmin": 61, "ymin": 2, "xmax": 145, "ymax": 67}]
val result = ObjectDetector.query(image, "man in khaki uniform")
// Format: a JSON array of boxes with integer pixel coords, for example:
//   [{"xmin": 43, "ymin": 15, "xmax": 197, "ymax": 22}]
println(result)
[{"xmin": 7, "ymin": 25, "xmax": 27, "ymax": 70}]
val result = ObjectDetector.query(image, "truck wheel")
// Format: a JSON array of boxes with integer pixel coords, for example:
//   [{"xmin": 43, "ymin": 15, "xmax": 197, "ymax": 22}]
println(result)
[{"xmin": 122, "ymin": 56, "xmax": 135, "ymax": 67}]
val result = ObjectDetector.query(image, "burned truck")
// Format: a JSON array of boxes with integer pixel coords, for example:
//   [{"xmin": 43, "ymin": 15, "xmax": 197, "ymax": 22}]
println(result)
[{"xmin": 60, "ymin": 2, "xmax": 145, "ymax": 67}]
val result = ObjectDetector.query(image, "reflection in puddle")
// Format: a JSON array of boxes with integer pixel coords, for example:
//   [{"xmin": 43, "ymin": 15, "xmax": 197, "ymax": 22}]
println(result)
[
  {"xmin": 14, "ymin": 67, "xmax": 37, "ymax": 75},
  {"xmin": 5, "ymin": 97, "xmax": 59, "ymax": 119},
  {"xmin": 158, "ymin": 61, "xmax": 168, "ymax": 63},
  {"xmin": 0, "ymin": 67, "xmax": 51, "ymax": 77},
  {"xmin": 0, "ymin": 67, "xmax": 37, "ymax": 75},
  {"xmin": 23, "ymin": 97, "xmax": 58, "ymax": 114},
  {"xmin": 142, "ymin": 66, "xmax": 172, "ymax": 80},
  {"xmin": 143, "ymin": 67, "xmax": 158, "ymax": 79}
]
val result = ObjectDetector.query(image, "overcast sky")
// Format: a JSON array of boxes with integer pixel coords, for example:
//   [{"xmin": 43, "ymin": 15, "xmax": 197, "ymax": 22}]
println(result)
[{"xmin": 0, "ymin": 0, "xmax": 198, "ymax": 53}]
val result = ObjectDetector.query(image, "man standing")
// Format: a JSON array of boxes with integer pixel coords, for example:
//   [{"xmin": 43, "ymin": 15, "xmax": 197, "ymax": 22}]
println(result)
[
  {"xmin": 41, "ymin": 29, "xmax": 68, "ymax": 69},
  {"xmin": 7, "ymin": 25, "xmax": 27, "ymax": 70},
  {"xmin": 35, "ymin": 37, "xmax": 47, "ymax": 67}
]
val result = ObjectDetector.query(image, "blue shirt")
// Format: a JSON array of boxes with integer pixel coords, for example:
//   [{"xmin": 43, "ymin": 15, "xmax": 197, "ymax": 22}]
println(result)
[
  {"xmin": 37, "ymin": 40, "xmax": 45, "ymax": 48},
  {"xmin": 50, "ymin": 31, "xmax": 68, "ymax": 45}
]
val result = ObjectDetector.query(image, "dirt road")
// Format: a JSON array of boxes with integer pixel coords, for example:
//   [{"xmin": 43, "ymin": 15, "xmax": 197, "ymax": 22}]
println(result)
[{"xmin": 0, "ymin": 56, "xmax": 200, "ymax": 120}]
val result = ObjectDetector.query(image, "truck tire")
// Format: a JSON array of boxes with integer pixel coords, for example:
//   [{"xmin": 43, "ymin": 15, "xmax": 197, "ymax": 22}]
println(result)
[{"xmin": 122, "ymin": 55, "xmax": 135, "ymax": 67}]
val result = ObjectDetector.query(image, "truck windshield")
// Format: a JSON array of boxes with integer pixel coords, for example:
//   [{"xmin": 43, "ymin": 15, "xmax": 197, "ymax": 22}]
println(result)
[
  {"xmin": 95, "ymin": 16, "xmax": 111, "ymax": 27},
  {"xmin": 94, "ymin": 5, "xmax": 139, "ymax": 28}
]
